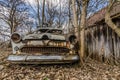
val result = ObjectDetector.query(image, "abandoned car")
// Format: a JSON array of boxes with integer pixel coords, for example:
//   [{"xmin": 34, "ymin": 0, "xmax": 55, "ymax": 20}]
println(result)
[{"xmin": 7, "ymin": 27, "xmax": 79, "ymax": 64}]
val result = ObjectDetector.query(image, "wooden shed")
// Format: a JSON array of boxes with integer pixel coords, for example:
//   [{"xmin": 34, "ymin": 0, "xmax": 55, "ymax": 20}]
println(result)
[{"xmin": 85, "ymin": 3, "xmax": 120, "ymax": 64}]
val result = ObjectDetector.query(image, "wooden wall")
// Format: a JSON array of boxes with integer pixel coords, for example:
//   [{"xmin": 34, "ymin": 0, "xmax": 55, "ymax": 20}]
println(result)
[{"xmin": 85, "ymin": 19, "xmax": 120, "ymax": 64}]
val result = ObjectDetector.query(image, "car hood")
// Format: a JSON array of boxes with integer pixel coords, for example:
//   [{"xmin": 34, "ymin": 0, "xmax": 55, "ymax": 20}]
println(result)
[{"xmin": 22, "ymin": 33, "xmax": 66, "ymax": 41}]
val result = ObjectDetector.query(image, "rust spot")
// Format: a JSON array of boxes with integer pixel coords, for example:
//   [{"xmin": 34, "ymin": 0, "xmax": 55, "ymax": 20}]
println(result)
[{"xmin": 21, "ymin": 46, "xmax": 70, "ymax": 54}]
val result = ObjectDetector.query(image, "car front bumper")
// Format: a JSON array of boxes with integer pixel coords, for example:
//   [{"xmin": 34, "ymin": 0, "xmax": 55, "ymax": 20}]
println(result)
[{"xmin": 7, "ymin": 54, "xmax": 79, "ymax": 64}]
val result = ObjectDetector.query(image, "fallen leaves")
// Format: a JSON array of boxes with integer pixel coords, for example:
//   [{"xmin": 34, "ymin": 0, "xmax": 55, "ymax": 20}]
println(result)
[
  {"xmin": 0, "ymin": 49, "xmax": 120, "ymax": 80},
  {"xmin": 0, "ymin": 65, "xmax": 4, "ymax": 71}
]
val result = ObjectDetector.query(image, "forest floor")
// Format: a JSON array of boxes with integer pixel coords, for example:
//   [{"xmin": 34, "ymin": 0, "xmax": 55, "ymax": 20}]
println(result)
[{"xmin": 0, "ymin": 48, "xmax": 120, "ymax": 80}]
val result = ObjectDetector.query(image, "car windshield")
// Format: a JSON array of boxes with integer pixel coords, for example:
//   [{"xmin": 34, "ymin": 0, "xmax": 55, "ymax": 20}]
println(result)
[{"xmin": 37, "ymin": 29, "xmax": 63, "ymax": 34}]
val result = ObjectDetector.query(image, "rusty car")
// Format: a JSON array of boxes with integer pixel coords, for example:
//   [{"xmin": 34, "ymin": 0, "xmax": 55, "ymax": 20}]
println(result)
[{"xmin": 7, "ymin": 26, "xmax": 79, "ymax": 64}]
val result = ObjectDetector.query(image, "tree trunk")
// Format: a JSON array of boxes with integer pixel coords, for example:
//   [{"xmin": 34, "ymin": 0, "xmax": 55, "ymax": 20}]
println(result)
[
  {"xmin": 105, "ymin": 0, "xmax": 120, "ymax": 37},
  {"xmin": 72, "ymin": 0, "xmax": 83, "ymax": 64},
  {"xmin": 37, "ymin": 0, "xmax": 41, "ymax": 26},
  {"xmin": 42, "ymin": 0, "xmax": 45, "ymax": 27},
  {"xmin": 80, "ymin": 0, "xmax": 89, "ymax": 64},
  {"xmin": 71, "ymin": 0, "xmax": 78, "ymax": 35},
  {"xmin": 68, "ymin": 0, "xmax": 71, "ymax": 27},
  {"xmin": 72, "ymin": 0, "xmax": 89, "ymax": 65}
]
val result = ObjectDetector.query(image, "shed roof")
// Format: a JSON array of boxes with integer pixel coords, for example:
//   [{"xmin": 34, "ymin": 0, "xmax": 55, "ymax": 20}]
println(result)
[{"xmin": 87, "ymin": 2, "xmax": 120, "ymax": 27}]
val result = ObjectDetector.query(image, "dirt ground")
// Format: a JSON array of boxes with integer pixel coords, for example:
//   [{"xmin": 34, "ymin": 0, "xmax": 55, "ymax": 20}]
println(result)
[{"xmin": 0, "ymin": 48, "xmax": 120, "ymax": 80}]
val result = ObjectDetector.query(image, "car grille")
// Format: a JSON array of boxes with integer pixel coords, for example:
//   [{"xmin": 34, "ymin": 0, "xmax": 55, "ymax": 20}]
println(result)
[{"xmin": 21, "ymin": 47, "xmax": 70, "ymax": 54}]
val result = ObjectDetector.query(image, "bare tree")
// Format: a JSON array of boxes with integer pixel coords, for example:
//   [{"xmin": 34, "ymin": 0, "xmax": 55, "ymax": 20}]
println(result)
[
  {"xmin": 72, "ymin": 0, "xmax": 78, "ymax": 35},
  {"xmin": 72, "ymin": 0, "xmax": 89, "ymax": 64},
  {"xmin": 105, "ymin": 0, "xmax": 120, "ymax": 36},
  {"xmin": 42, "ymin": 0, "xmax": 45, "ymax": 27},
  {"xmin": 80, "ymin": 0, "xmax": 89, "ymax": 64},
  {"xmin": 45, "ymin": 1, "xmax": 58, "ymax": 26},
  {"xmin": 36, "ymin": 0, "xmax": 41, "ymax": 26},
  {"xmin": 0, "ymin": 0, "xmax": 28, "ymax": 34}
]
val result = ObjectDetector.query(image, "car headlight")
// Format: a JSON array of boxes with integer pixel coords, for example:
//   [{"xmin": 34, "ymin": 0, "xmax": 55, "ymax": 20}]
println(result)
[{"xmin": 11, "ymin": 33, "xmax": 21, "ymax": 43}]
